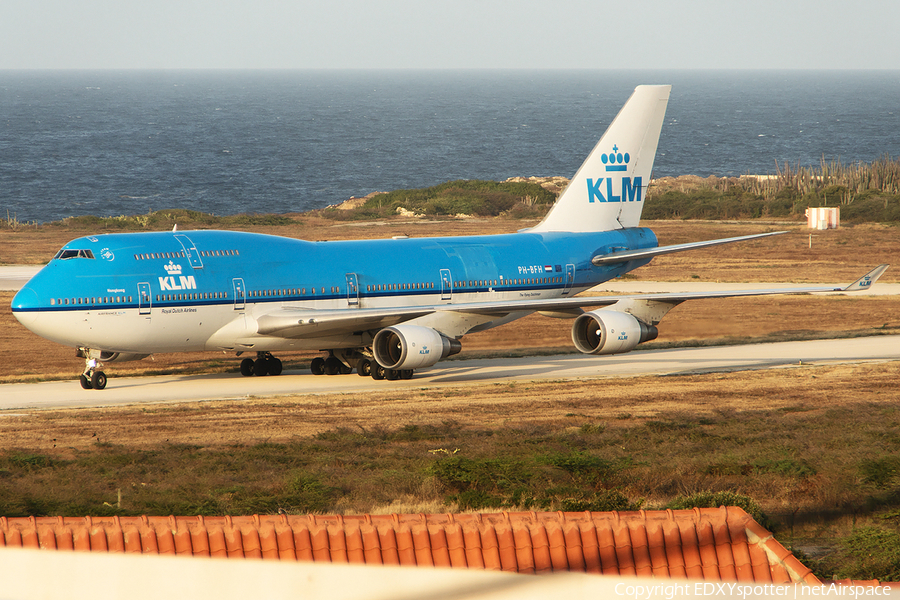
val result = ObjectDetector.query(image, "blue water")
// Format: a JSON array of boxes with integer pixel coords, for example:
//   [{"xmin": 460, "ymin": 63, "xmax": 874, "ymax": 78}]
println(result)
[{"xmin": 2, "ymin": 70, "xmax": 899, "ymax": 224}]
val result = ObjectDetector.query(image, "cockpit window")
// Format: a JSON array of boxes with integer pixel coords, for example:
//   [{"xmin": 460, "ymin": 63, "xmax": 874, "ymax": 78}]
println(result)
[{"xmin": 54, "ymin": 249, "xmax": 95, "ymax": 260}]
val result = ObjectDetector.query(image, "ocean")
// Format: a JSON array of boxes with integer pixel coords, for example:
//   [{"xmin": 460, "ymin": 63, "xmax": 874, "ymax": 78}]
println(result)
[{"xmin": 1, "ymin": 69, "xmax": 899, "ymax": 224}]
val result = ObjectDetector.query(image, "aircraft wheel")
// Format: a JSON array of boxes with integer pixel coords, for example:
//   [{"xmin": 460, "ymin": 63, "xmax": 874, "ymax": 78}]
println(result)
[
  {"xmin": 371, "ymin": 363, "xmax": 385, "ymax": 380},
  {"xmin": 310, "ymin": 357, "xmax": 325, "ymax": 375},
  {"xmin": 253, "ymin": 358, "xmax": 269, "ymax": 376},
  {"xmin": 268, "ymin": 357, "xmax": 283, "ymax": 376},
  {"xmin": 90, "ymin": 371, "xmax": 107, "ymax": 390},
  {"xmin": 340, "ymin": 363, "xmax": 352, "ymax": 375},
  {"xmin": 80, "ymin": 374, "xmax": 92, "ymax": 389},
  {"xmin": 385, "ymin": 368, "xmax": 399, "ymax": 381},
  {"xmin": 240, "ymin": 358, "xmax": 254, "ymax": 377},
  {"xmin": 324, "ymin": 356, "xmax": 342, "ymax": 375},
  {"xmin": 400, "ymin": 369, "xmax": 414, "ymax": 380},
  {"xmin": 356, "ymin": 358, "xmax": 372, "ymax": 377}
]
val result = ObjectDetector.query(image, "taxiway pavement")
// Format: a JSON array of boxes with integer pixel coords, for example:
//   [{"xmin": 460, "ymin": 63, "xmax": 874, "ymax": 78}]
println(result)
[{"xmin": 2, "ymin": 335, "xmax": 898, "ymax": 411}]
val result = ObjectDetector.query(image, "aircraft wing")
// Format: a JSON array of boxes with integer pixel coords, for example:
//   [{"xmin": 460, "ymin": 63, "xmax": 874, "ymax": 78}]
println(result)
[{"xmin": 255, "ymin": 264, "xmax": 889, "ymax": 339}]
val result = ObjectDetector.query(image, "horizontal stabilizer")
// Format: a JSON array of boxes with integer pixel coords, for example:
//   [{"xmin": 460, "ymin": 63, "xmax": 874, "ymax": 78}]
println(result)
[{"xmin": 592, "ymin": 231, "xmax": 787, "ymax": 265}]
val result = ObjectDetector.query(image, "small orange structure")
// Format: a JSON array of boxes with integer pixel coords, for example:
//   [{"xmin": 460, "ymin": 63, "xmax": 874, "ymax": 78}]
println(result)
[{"xmin": 0, "ymin": 508, "xmax": 820, "ymax": 584}]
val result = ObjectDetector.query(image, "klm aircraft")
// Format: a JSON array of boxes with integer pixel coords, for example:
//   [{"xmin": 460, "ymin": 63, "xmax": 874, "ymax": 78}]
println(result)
[{"xmin": 11, "ymin": 86, "xmax": 888, "ymax": 390}]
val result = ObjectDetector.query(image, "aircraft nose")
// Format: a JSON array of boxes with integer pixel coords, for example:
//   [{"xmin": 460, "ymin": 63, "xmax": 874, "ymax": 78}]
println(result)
[{"xmin": 11, "ymin": 287, "xmax": 40, "ymax": 327}]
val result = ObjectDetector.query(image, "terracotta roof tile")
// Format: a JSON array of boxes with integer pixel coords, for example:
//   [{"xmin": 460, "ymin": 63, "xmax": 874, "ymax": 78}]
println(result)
[
  {"xmin": 529, "ymin": 523, "xmax": 552, "ymax": 573},
  {"xmin": 0, "ymin": 509, "xmax": 820, "ymax": 583},
  {"xmin": 581, "ymin": 521, "xmax": 604, "ymax": 574},
  {"xmin": 661, "ymin": 518, "xmax": 686, "ymax": 578}
]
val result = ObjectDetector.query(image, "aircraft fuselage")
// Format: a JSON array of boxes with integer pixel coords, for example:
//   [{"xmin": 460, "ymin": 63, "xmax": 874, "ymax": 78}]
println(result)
[{"xmin": 12, "ymin": 227, "xmax": 656, "ymax": 355}]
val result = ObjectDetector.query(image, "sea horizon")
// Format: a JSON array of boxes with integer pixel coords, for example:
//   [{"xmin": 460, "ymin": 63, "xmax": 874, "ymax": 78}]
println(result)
[{"xmin": 2, "ymin": 69, "xmax": 898, "ymax": 223}]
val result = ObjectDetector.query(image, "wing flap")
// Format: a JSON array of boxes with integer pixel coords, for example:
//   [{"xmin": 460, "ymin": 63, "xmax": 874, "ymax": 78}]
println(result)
[{"xmin": 256, "ymin": 308, "xmax": 432, "ymax": 338}]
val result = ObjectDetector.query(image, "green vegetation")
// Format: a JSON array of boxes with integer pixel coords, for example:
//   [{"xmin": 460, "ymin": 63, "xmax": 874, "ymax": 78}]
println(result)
[
  {"xmin": 644, "ymin": 157, "xmax": 900, "ymax": 222},
  {"xmin": 812, "ymin": 525, "xmax": 900, "ymax": 581},
  {"xmin": 667, "ymin": 490, "xmax": 770, "ymax": 529},
  {"xmin": 318, "ymin": 179, "xmax": 556, "ymax": 221},
  {"xmin": 2, "ymin": 209, "xmax": 296, "ymax": 231},
  {"xmin": 4, "ymin": 158, "xmax": 899, "ymax": 229}
]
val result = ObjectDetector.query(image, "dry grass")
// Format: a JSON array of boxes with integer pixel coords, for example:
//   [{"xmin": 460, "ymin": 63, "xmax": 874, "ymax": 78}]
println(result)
[{"xmin": 2, "ymin": 361, "xmax": 900, "ymax": 569}]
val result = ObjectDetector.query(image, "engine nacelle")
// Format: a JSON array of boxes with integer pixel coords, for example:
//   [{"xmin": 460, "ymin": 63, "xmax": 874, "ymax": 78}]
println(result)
[
  {"xmin": 571, "ymin": 310, "xmax": 658, "ymax": 355},
  {"xmin": 373, "ymin": 325, "xmax": 462, "ymax": 370}
]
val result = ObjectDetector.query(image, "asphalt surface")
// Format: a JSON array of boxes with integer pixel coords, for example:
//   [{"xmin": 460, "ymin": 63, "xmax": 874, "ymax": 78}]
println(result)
[{"xmin": 2, "ymin": 335, "xmax": 898, "ymax": 411}]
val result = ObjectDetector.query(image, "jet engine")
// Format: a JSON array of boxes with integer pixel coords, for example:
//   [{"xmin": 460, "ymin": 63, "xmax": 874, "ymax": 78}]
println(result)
[
  {"xmin": 373, "ymin": 325, "xmax": 462, "ymax": 370},
  {"xmin": 571, "ymin": 310, "xmax": 658, "ymax": 355}
]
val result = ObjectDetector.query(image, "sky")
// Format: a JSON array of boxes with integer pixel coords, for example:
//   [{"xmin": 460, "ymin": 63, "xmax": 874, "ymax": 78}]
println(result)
[{"xmin": 1, "ymin": 0, "xmax": 898, "ymax": 70}]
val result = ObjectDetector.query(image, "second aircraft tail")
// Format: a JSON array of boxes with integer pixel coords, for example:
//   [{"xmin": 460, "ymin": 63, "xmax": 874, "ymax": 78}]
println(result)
[{"xmin": 532, "ymin": 85, "xmax": 671, "ymax": 233}]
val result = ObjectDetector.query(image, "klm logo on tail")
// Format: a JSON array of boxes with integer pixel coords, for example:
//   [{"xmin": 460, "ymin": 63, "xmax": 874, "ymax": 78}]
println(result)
[{"xmin": 586, "ymin": 145, "xmax": 642, "ymax": 203}]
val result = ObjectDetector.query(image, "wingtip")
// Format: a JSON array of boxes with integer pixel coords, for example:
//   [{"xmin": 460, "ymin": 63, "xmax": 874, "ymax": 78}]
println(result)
[{"xmin": 843, "ymin": 264, "xmax": 890, "ymax": 292}]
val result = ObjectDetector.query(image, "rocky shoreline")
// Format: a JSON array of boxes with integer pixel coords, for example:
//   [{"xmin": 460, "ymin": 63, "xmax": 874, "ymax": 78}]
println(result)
[{"xmin": 326, "ymin": 174, "xmax": 763, "ymax": 211}]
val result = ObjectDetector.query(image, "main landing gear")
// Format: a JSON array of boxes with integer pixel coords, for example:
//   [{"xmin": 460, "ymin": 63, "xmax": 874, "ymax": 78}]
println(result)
[
  {"xmin": 239, "ymin": 352, "xmax": 283, "ymax": 377},
  {"xmin": 79, "ymin": 358, "xmax": 107, "ymax": 390},
  {"xmin": 310, "ymin": 350, "xmax": 414, "ymax": 381}
]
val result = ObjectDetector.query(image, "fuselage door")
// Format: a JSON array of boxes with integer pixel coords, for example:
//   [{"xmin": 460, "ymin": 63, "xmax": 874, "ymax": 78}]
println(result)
[
  {"xmin": 175, "ymin": 234, "xmax": 203, "ymax": 269},
  {"xmin": 440, "ymin": 269, "xmax": 453, "ymax": 301},
  {"xmin": 232, "ymin": 278, "xmax": 245, "ymax": 310},
  {"xmin": 346, "ymin": 273, "xmax": 359, "ymax": 307},
  {"xmin": 562, "ymin": 264, "xmax": 575, "ymax": 295},
  {"xmin": 138, "ymin": 282, "xmax": 152, "ymax": 316}
]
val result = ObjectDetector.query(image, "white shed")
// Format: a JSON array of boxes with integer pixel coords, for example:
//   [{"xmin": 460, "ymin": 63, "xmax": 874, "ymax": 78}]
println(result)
[{"xmin": 805, "ymin": 207, "xmax": 840, "ymax": 230}]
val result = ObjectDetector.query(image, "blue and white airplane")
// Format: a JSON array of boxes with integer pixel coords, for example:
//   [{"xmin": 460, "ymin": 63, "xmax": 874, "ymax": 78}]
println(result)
[{"xmin": 11, "ymin": 85, "xmax": 888, "ymax": 390}]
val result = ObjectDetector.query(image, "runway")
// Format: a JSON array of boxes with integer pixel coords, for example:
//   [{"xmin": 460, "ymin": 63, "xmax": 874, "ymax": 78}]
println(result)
[{"xmin": 2, "ymin": 335, "xmax": 898, "ymax": 411}]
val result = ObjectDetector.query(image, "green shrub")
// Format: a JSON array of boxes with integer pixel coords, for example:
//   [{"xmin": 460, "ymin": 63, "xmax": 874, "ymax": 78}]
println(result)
[
  {"xmin": 363, "ymin": 180, "xmax": 555, "ymax": 217},
  {"xmin": 830, "ymin": 526, "xmax": 900, "ymax": 581},
  {"xmin": 560, "ymin": 489, "xmax": 640, "ymax": 512},
  {"xmin": 546, "ymin": 451, "xmax": 618, "ymax": 486},
  {"xmin": 667, "ymin": 490, "xmax": 770, "ymax": 529},
  {"xmin": 860, "ymin": 457, "xmax": 900, "ymax": 489}
]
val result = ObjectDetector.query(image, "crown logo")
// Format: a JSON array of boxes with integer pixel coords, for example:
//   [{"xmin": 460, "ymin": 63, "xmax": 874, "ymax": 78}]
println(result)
[
  {"xmin": 601, "ymin": 144, "xmax": 630, "ymax": 172},
  {"xmin": 164, "ymin": 261, "xmax": 183, "ymax": 275}
]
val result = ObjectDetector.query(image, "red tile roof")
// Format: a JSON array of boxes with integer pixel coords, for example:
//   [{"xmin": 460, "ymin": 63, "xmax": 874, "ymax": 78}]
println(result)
[{"xmin": 0, "ymin": 508, "xmax": 819, "ymax": 583}]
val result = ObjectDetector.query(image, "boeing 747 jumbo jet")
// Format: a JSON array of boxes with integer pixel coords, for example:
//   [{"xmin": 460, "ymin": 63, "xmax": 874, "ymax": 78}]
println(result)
[{"xmin": 11, "ymin": 85, "xmax": 888, "ymax": 389}]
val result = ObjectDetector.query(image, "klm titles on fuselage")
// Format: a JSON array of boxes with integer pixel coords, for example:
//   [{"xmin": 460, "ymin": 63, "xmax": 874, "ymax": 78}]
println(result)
[
  {"xmin": 158, "ymin": 262, "xmax": 197, "ymax": 292},
  {"xmin": 586, "ymin": 145, "xmax": 642, "ymax": 203}
]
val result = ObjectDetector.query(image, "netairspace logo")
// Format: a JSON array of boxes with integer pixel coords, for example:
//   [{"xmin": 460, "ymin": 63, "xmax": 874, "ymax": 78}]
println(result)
[{"xmin": 614, "ymin": 582, "xmax": 894, "ymax": 600}]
